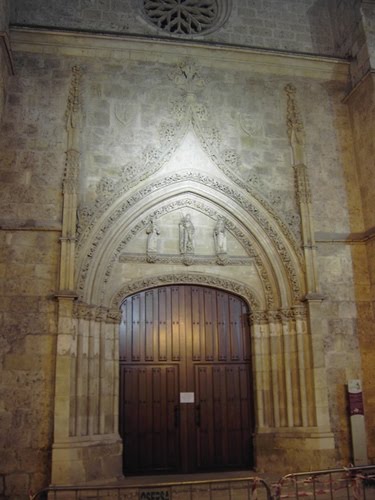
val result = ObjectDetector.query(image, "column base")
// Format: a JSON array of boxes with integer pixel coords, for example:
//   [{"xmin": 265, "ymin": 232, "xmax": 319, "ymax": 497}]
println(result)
[
  {"xmin": 255, "ymin": 427, "xmax": 337, "ymax": 473},
  {"xmin": 51, "ymin": 435, "xmax": 123, "ymax": 485}
]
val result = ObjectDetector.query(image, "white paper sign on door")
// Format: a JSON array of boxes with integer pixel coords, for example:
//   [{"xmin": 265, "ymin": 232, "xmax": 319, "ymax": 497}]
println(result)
[{"xmin": 180, "ymin": 392, "xmax": 195, "ymax": 403}]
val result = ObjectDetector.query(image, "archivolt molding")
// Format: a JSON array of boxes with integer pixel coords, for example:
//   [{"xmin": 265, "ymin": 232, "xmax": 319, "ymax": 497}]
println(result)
[
  {"xmin": 77, "ymin": 194, "xmax": 277, "ymax": 309},
  {"xmin": 110, "ymin": 273, "xmax": 260, "ymax": 311},
  {"xmin": 76, "ymin": 172, "xmax": 303, "ymax": 302},
  {"xmin": 77, "ymin": 195, "xmax": 303, "ymax": 310}
]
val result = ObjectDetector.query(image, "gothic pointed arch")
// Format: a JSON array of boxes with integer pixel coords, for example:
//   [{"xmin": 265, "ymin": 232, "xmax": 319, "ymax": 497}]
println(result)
[{"xmin": 76, "ymin": 171, "xmax": 305, "ymax": 311}]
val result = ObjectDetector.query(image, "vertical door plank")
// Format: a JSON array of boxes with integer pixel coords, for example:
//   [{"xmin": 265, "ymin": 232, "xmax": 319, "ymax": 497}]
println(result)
[
  {"xmin": 152, "ymin": 367, "xmax": 162, "ymax": 467},
  {"xmin": 171, "ymin": 287, "xmax": 180, "ymax": 361},
  {"xmin": 217, "ymin": 292, "xmax": 228, "ymax": 361},
  {"xmin": 212, "ymin": 365, "xmax": 224, "ymax": 465},
  {"xmin": 229, "ymin": 297, "xmax": 241, "ymax": 361},
  {"xmin": 226, "ymin": 366, "xmax": 241, "ymax": 465},
  {"xmin": 158, "ymin": 288, "xmax": 167, "ymax": 361},
  {"xmin": 192, "ymin": 287, "xmax": 201, "ymax": 361},
  {"xmin": 145, "ymin": 290, "xmax": 154, "ymax": 361},
  {"xmin": 131, "ymin": 295, "xmax": 141, "ymax": 362},
  {"xmin": 242, "ymin": 302, "xmax": 251, "ymax": 361},
  {"xmin": 204, "ymin": 288, "xmax": 214, "ymax": 361},
  {"xmin": 166, "ymin": 366, "xmax": 180, "ymax": 468}
]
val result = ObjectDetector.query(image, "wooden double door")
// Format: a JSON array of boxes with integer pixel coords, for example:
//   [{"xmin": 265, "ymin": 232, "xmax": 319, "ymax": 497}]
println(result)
[{"xmin": 119, "ymin": 285, "xmax": 254, "ymax": 474}]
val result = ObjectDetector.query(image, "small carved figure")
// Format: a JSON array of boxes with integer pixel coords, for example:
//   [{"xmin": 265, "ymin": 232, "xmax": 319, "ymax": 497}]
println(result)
[
  {"xmin": 179, "ymin": 214, "xmax": 195, "ymax": 254},
  {"xmin": 146, "ymin": 217, "xmax": 160, "ymax": 255},
  {"xmin": 214, "ymin": 217, "xmax": 227, "ymax": 255}
]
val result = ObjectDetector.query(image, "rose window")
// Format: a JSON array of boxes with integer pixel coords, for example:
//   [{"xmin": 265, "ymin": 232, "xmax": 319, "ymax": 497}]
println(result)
[{"xmin": 142, "ymin": 0, "xmax": 231, "ymax": 36}]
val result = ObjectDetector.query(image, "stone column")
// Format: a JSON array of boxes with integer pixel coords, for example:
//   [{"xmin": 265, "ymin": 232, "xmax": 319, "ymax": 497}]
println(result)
[
  {"xmin": 251, "ymin": 306, "xmax": 335, "ymax": 472},
  {"xmin": 52, "ymin": 67, "xmax": 123, "ymax": 484},
  {"xmin": 284, "ymin": 84, "xmax": 333, "ymax": 432}
]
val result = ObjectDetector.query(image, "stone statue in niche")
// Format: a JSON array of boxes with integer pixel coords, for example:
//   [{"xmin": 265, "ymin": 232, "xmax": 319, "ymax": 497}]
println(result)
[
  {"xmin": 146, "ymin": 217, "xmax": 160, "ymax": 262},
  {"xmin": 214, "ymin": 216, "xmax": 227, "ymax": 255},
  {"xmin": 179, "ymin": 214, "xmax": 195, "ymax": 254}
]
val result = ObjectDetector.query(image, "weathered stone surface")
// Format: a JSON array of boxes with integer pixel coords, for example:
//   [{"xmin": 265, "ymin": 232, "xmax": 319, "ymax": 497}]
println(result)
[{"xmin": 0, "ymin": 2, "xmax": 374, "ymax": 498}]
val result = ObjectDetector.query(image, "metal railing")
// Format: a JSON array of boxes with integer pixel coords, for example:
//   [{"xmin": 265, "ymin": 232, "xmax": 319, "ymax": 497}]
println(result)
[
  {"xmin": 30, "ymin": 465, "xmax": 375, "ymax": 500},
  {"xmin": 30, "ymin": 476, "xmax": 273, "ymax": 500},
  {"xmin": 273, "ymin": 465, "xmax": 375, "ymax": 500}
]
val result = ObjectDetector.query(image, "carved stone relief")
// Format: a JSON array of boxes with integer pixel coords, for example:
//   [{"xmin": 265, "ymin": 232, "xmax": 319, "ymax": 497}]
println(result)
[
  {"xmin": 120, "ymin": 211, "xmax": 252, "ymax": 267},
  {"xmin": 76, "ymin": 60, "xmax": 301, "ymax": 256},
  {"xmin": 76, "ymin": 175, "xmax": 302, "ymax": 307}
]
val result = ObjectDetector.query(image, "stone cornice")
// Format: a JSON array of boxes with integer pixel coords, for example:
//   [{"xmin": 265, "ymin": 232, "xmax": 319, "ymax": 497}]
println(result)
[
  {"xmin": 9, "ymin": 27, "xmax": 349, "ymax": 82},
  {"xmin": 315, "ymin": 226, "xmax": 375, "ymax": 244}
]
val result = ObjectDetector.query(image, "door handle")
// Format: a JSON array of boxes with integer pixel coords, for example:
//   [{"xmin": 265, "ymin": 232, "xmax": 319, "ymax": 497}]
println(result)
[
  {"xmin": 174, "ymin": 404, "xmax": 180, "ymax": 427},
  {"xmin": 195, "ymin": 404, "xmax": 201, "ymax": 427}
]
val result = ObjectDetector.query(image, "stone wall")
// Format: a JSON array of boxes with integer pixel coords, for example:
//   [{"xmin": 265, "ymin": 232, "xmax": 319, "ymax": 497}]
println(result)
[
  {"xmin": 0, "ymin": 49, "xmax": 67, "ymax": 498},
  {"xmin": 346, "ymin": 73, "xmax": 375, "ymax": 461},
  {"xmin": 10, "ymin": 0, "xmax": 336, "ymax": 56}
]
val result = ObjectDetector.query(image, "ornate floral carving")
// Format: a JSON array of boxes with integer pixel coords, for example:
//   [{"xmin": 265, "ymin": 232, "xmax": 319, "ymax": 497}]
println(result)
[
  {"xmin": 73, "ymin": 301, "xmax": 122, "ymax": 324},
  {"xmin": 107, "ymin": 309, "xmax": 122, "ymax": 324},
  {"xmin": 169, "ymin": 60, "xmax": 206, "ymax": 94},
  {"xmin": 63, "ymin": 66, "xmax": 81, "ymax": 195},
  {"xmin": 285, "ymin": 83, "xmax": 305, "ymax": 146},
  {"xmin": 65, "ymin": 66, "xmax": 81, "ymax": 132},
  {"xmin": 77, "ymin": 62, "xmax": 301, "ymax": 261},
  {"xmin": 111, "ymin": 273, "xmax": 260, "ymax": 310},
  {"xmin": 76, "ymin": 174, "xmax": 302, "ymax": 305},
  {"xmin": 73, "ymin": 301, "xmax": 96, "ymax": 320},
  {"xmin": 292, "ymin": 305, "xmax": 307, "ymax": 320},
  {"xmin": 96, "ymin": 176, "xmax": 117, "ymax": 199},
  {"xmin": 249, "ymin": 306, "xmax": 308, "ymax": 325},
  {"xmin": 223, "ymin": 149, "xmax": 240, "ymax": 168},
  {"xmin": 249, "ymin": 310, "xmax": 269, "ymax": 324},
  {"xmin": 119, "ymin": 252, "xmax": 253, "ymax": 266}
]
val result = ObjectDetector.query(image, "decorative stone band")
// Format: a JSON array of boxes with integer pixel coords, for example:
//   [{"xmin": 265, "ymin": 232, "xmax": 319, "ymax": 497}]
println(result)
[
  {"xmin": 249, "ymin": 306, "xmax": 307, "ymax": 325},
  {"xmin": 73, "ymin": 301, "xmax": 122, "ymax": 324},
  {"xmin": 119, "ymin": 252, "xmax": 253, "ymax": 267}
]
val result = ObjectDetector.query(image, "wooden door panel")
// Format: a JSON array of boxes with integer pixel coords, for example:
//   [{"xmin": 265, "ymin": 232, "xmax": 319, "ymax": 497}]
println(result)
[
  {"xmin": 195, "ymin": 364, "xmax": 253, "ymax": 470},
  {"xmin": 120, "ymin": 365, "xmax": 180, "ymax": 473}
]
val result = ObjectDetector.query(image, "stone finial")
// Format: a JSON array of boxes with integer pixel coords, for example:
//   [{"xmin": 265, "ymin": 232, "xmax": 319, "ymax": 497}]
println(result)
[
  {"xmin": 65, "ymin": 65, "xmax": 81, "ymax": 132},
  {"xmin": 169, "ymin": 59, "xmax": 206, "ymax": 95},
  {"xmin": 285, "ymin": 83, "xmax": 305, "ymax": 147}
]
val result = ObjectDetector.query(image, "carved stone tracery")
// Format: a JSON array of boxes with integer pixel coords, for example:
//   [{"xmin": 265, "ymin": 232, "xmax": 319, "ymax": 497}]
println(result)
[
  {"xmin": 77, "ymin": 61, "xmax": 301, "ymax": 267},
  {"xmin": 79, "ymin": 197, "xmax": 276, "ymax": 308},
  {"xmin": 141, "ymin": 0, "xmax": 232, "ymax": 36},
  {"xmin": 76, "ymin": 171, "xmax": 302, "ymax": 304}
]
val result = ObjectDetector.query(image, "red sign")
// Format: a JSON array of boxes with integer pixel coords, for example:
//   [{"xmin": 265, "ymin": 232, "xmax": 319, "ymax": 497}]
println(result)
[{"xmin": 349, "ymin": 392, "xmax": 364, "ymax": 416}]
